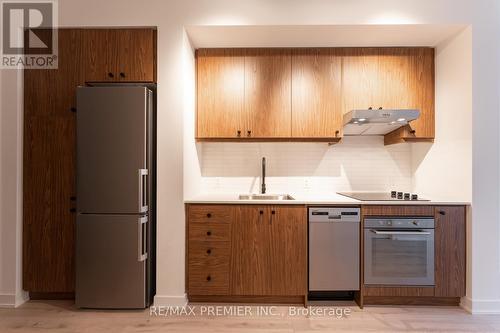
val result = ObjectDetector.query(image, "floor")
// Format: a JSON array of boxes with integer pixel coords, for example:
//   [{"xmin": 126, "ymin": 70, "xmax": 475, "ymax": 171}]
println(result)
[{"xmin": 1, "ymin": 301, "xmax": 500, "ymax": 333}]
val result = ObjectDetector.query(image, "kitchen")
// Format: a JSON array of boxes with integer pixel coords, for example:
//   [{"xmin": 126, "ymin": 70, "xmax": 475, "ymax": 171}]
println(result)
[{"xmin": 1, "ymin": 0, "xmax": 499, "ymax": 332}]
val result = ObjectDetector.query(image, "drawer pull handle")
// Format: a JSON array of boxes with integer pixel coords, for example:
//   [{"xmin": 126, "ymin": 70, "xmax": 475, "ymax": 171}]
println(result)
[
  {"xmin": 108, "ymin": 72, "xmax": 114, "ymax": 78},
  {"xmin": 206, "ymin": 249, "xmax": 212, "ymax": 254},
  {"xmin": 206, "ymin": 231, "xmax": 212, "ymax": 236},
  {"xmin": 259, "ymin": 210, "xmax": 264, "ymax": 215},
  {"xmin": 439, "ymin": 210, "xmax": 446, "ymax": 215},
  {"xmin": 206, "ymin": 275, "xmax": 211, "ymax": 282},
  {"xmin": 206, "ymin": 213, "xmax": 212, "ymax": 218}
]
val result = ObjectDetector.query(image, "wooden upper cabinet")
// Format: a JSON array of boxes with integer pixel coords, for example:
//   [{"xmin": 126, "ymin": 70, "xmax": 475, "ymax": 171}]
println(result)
[
  {"xmin": 291, "ymin": 48, "xmax": 342, "ymax": 138},
  {"xmin": 115, "ymin": 29, "xmax": 156, "ymax": 82},
  {"xmin": 342, "ymin": 47, "xmax": 435, "ymax": 144},
  {"xmin": 245, "ymin": 49, "xmax": 291, "ymax": 138},
  {"xmin": 196, "ymin": 47, "xmax": 434, "ymax": 142},
  {"xmin": 84, "ymin": 28, "xmax": 155, "ymax": 82},
  {"xmin": 196, "ymin": 49, "xmax": 245, "ymax": 138}
]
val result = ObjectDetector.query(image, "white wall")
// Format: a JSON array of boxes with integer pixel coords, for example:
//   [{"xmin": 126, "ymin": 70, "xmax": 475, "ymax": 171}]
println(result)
[
  {"xmin": 1, "ymin": 0, "xmax": 499, "ymax": 313},
  {"xmin": 412, "ymin": 27, "xmax": 472, "ymax": 202},
  {"xmin": 197, "ymin": 137, "xmax": 412, "ymax": 195},
  {"xmin": 0, "ymin": 68, "xmax": 27, "ymax": 307}
]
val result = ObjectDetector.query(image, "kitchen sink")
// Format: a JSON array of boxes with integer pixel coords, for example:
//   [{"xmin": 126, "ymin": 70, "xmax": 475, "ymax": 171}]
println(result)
[{"xmin": 238, "ymin": 194, "xmax": 295, "ymax": 201}]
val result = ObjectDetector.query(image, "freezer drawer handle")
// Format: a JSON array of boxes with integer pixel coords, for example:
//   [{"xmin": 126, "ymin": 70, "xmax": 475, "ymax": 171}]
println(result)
[
  {"xmin": 138, "ymin": 216, "xmax": 148, "ymax": 261},
  {"xmin": 138, "ymin": 169, "xmax": 149, "ymax": 213}
]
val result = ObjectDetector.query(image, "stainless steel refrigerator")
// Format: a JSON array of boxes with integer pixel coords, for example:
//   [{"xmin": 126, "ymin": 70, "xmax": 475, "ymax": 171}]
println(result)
[{"xmin": 75, "ymin": 86, "xmax": 155, "ymax": 309}]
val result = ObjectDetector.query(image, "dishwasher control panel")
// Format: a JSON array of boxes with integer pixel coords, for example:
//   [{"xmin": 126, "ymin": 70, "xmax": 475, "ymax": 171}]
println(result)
[{"xmin": 309, "ymin": 207, "xmax": 360, "ymax": 223}]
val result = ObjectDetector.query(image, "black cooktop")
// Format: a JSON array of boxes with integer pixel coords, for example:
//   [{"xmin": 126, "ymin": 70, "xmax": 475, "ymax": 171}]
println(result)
[{"xmin": 337, "ymin": 191, "xmax": 429, "ymax": 201}]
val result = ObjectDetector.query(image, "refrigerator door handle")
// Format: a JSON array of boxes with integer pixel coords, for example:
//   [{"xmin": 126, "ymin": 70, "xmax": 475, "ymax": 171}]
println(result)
[
  {"xmin": 138, "ymin": 216, "xmax": 148, "ymax": 262},
  {"xmin": 138, "ymin": 169, "xmax": 148, "ymax": 213}
]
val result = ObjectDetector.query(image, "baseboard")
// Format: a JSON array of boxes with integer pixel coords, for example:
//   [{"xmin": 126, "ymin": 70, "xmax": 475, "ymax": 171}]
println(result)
[
  {"xmin": 461, "ymin": 296, "xmax": 500, "ymax": 314},
  {"xmin": 0, "ymin": 294, "xmax": 16, "ymax": 308},
  {"xmin": 153, "ymin": 294, "xmax": 188, "ymax": 307}
]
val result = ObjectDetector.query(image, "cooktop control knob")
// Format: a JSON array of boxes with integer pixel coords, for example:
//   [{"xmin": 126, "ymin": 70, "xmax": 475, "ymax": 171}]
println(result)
[
  {"xmin": 404, "ymin": 193, "xmax": 410, "ymax": 200},
  {"xmin": 411, "ymin": 194, "xmax": 418, "ymax": 200},
  {"xmin": 397, "ymin": 192, "xmax": 403, "ymax": 199},
  {"xmin": 391, "ymin": 191, "xmax": 397, "ymax": 198}
]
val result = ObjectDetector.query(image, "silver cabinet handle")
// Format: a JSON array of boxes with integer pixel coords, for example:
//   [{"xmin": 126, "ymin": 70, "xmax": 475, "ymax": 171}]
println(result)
[
  {"xmin": 138, "ymin": 169, "xmax": 148, "ymax": 213},
  {"xmin": 138, "ymin": 216, "xmax": 148, "ymax": 261},
  {"xmin": 371, "ymin": 230, "xmax": 431, "ymax": 235}
]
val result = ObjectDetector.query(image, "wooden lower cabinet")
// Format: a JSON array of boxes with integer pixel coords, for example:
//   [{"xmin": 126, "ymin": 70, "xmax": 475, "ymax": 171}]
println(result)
[
  {"xmin": 361, "ymin": 205, "xmax": 466, "ymax": 306},
  {"xmin": 186, "ymin": 204, "xmax": 307, "ymax": 303}
]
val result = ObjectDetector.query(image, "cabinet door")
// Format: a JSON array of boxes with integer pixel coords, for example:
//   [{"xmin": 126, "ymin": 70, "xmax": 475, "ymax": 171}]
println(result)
[
  {"xmin": 84, "ymin": 29, "xmax": 155, "ymax": 82},
  {"xmin": 292, "ymin": 48, "xmax": 342, "ymax": 138},
  {"xmin": 245, "ymin": 48, "xmax": 291, "ymax": 138},
  {"xmin": 268, "ymin": 206, "xmax": 307, "ymax": 295},
  {"xmin": 378, "ymin": 48, "xmax": 435, "ymax": 139},
  {"xmin": 84, "ymin": 29, "xmax": 118, "ymax": 82},
  {"xmin": 342, "ymin": 48, "xmax": 380, "ymax": 113},
  {"xmin": 197, "ymin": 49, "xmax": 245, "ymax": 138},
  {"xmin": 230, "ymin": 206, "xmax": 272, "ymax": 295},
  {"xmin": 23, "ymin": 29, "xmax": 82, "ymax": 292},
  {"xmin": 115, "ymin": 29, "xmax": 155, "ymax": 82},
  {"xmin": 434, "ymin": 206, "xmax": 466, "ymax": 297}
]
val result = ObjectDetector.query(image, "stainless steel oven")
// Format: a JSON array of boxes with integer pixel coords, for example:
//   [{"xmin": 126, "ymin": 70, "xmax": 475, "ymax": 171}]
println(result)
[{"xmin": 364, "ymin": 218, "xmax": 435, "ymax": 286}]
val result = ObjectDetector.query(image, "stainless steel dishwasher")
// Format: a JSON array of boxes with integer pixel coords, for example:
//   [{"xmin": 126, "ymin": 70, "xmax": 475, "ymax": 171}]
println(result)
[{"xmin": 308, "ymin": 207, "xmax": 360, "ymax": 298}]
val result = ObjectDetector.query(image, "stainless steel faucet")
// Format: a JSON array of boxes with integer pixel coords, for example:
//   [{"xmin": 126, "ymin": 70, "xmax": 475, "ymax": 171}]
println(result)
[{"xmin": 261, "ymin": 157, "xmax": 266, "ymax": 194}]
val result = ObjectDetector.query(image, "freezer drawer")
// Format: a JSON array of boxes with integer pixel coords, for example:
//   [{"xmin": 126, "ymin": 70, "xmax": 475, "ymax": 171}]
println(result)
[
  {"xmin": 76, "ymin": 214, "xmax": 147, "ymax": 309},
  {"xmin": 77, "ymin": 86, "xmax": 152, "ymax": 214}
]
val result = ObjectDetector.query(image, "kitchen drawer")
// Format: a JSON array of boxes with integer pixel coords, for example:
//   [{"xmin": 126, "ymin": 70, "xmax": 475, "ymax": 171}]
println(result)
[
  {"xmin": 188, "ymin": 264, "xmax": 229, "ymax": 295},
  {"xmin": 362, "ymin": 205, "xmax": 434, "ymax": 217},
  {"xmin": 189, "ymin": 241, "xmax": 230, "ymax": 266},
  {"xmin": 188, "ymin": 205, "xmax": 233, "ymax": 223},
  {"xmin": 363, "ymin": 286, "xmax": 435, "ymax": 297},
  {"xmin": 188, "ymin": 223, "xmax": 231, "ymax": 241}
]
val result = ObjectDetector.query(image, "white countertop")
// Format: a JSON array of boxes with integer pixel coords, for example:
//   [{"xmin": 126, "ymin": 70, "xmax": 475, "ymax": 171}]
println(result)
[{"xmin": 184, "ymin": 192, "xmax": 470, "ymax": 206}]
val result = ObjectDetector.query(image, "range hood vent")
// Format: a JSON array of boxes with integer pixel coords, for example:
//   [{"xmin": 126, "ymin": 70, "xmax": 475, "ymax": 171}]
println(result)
[{"xmin": 343, "ymin": 108, "xmax": 420, "ymax": 135}]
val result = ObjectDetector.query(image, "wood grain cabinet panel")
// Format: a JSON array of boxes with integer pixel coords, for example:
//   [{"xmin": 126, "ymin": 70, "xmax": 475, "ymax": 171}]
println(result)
[
  {"xmin": 245, "ymin": 48, "xmax": 291, "ymax": 138},
  {"xmin": 24, "ymin": 28, "xmax": 157, "ymax": 295},
  {"xmin": 230, "ymin": 206, "xmax": 272, "ymax": 295},
  {"xmin": 291, "ymin": 48, "xmax": 343, "ymax": 138},
  {"xmin": 341, "ymin": 48, "xmax": 380, "ymax": 114},
  {"xmin": 196, "ymin": 49, "xmax": 245, "ymax": 138},
  {"xmin": 188, "ymin": 205, "xmax": 233, "ymax": 223},
  {"xmin": 230, "ymin": 205, "xmax": 307, "ymax": 296},
  {"xmin": 362, "ymin": 205, "xmax": 434, "ymax": 217},
  {"xmin": 267, "ymin": 205, "xmax": 307, "ymax": 296},
  {"xmin": 434, "ymin": 206, "xmax": 466, "ymax": 297},
  {"xmin": 84, "ymin": 28, "xmax": 155, "ymax": 82},
  {"xmin": 23, "ymin": 29, "xmax": 83, "ymax": 293}
]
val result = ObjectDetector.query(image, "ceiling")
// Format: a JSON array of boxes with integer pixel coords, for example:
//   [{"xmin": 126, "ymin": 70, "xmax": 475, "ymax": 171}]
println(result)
[{"xmin": 185, "ymin": 24, "xmax": 467, "ymax": 48}]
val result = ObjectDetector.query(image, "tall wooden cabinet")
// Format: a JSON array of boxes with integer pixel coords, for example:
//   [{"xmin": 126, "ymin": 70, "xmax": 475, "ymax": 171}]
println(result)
[{"xmin": 23, "ymin": 28, "xmax": 157, "ymax": 296}]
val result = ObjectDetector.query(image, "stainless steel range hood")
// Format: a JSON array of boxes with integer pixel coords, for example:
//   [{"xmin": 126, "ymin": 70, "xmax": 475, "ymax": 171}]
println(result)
[{"xmin": 343, "ymin": 108, "xmax": 420, "ymax": 135}]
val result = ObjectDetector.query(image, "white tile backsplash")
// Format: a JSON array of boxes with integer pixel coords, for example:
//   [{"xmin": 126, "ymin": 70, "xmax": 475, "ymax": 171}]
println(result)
[{"xmin": 198, "ymin": 136, "xmax": 412, "ymax": 194}]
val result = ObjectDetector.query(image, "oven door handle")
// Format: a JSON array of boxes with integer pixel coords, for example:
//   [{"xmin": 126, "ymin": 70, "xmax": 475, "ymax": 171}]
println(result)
[{"xmin": 370, "ymin": 230, "xmax": 431, "ymax": 235}]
